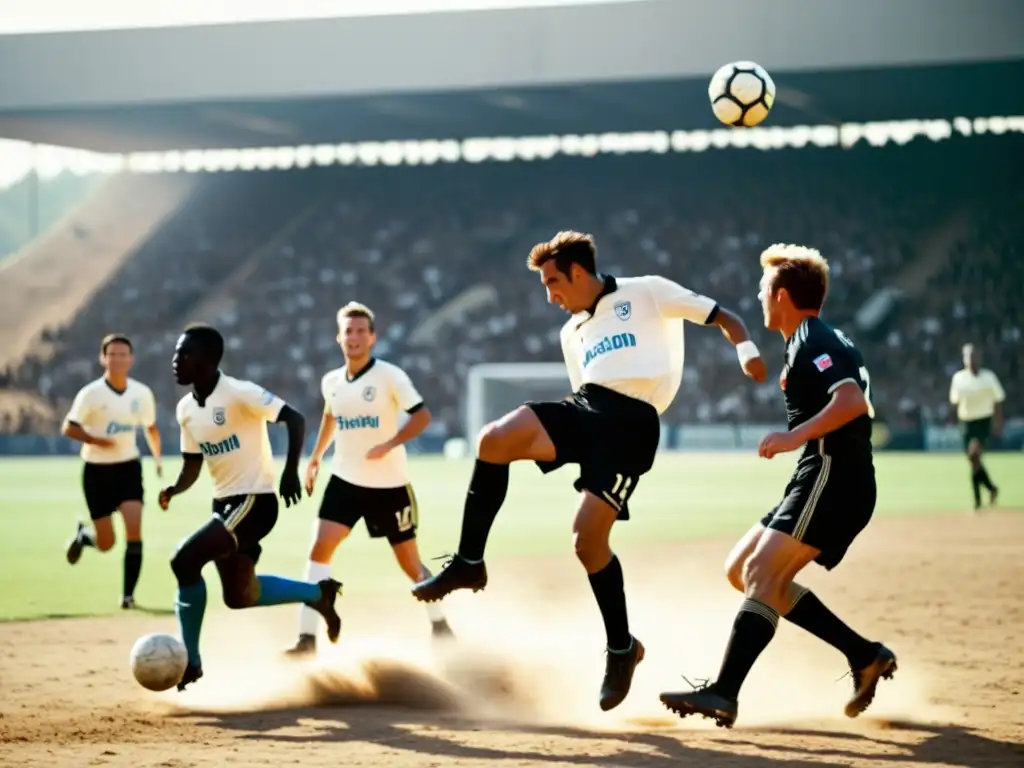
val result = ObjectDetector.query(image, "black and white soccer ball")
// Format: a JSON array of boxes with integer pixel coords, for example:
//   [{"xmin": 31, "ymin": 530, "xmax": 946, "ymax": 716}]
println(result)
[{"xmin": 708, "ymin": 61, "xmax": 776, "ymax": 127}]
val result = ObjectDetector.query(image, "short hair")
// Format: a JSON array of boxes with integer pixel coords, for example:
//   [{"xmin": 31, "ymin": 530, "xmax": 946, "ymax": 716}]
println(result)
[
  {"xmin": 527, "ymin": 231, "xmax": 597, "ymax": 277},
  {"xmin": 760, "ymin": 243, "xmax": 830, "ymax": 312},
  {"xmin": 100, "ymin": 333, "xmax": 132, "ymax": 355},
  {"xmin": 336, "ymin": 301, "xmax": 375, "ymax": 332},
  {"xmin": 183, "ymin": 322, "xmax": 224, "ymax": 364}
]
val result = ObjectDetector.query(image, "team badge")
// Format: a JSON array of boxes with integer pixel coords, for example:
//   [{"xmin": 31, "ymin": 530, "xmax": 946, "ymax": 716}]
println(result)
[
  {"xmin": 613, "ymin": 301, "xmax": 632, "ymax": 321},
  {"xmin": 362, "ymin": 386, "xmax": 376, "ymax": 402},
  {"xmin": 130, "ymin": 399, "xmax": 140, "ymax": 414},
  {"xmin": 213, "ymin": 407, "xmax": 226, "ymax": 426}
]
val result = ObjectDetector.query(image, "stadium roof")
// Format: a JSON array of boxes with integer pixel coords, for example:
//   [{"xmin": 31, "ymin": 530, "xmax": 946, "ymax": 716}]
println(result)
[{"xmin": 0, "ymin": 60, "xmax": 1021, "ymax": 153}]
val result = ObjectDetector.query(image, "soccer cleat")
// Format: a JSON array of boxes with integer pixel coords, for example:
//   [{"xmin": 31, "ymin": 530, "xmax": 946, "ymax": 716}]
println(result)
[
  {"xmin": 305, "ymin": 579, "xmax": 342, "ymax": 644},
  {"xmin": 660, "ymin": 681, "xmax": 739, "ymax": 728},
  {"xmin": 411, "ymin": 555, "xmax": 487, "ymax": 602},
  {"xmin": 66, "ymin": 522, "xmax": 86, "ymax": 565},
  {"xmin": 284, "ymin": 634, "xmax": 317, "ymax": 658},
  {"xmin": 177, "ymin": 664, "xmax": 204, "ymax": 692},
  {"xmin": 599, "ymin": 637, "xmax": 645, "ymax": 711},
  {"xmin": 989, "ymin": 486, "xmax": 999, "ymax": 507},
  {"xmin": 120, "ymin": 596, "xmax": 136, "ymax": 610},
  {"xmin": 431, "ymin": 619, "xmax": 455, "ymax": 640},
  {"xmin": 844, "ymin": 643, "xmax": 897, "ymax": 718}
]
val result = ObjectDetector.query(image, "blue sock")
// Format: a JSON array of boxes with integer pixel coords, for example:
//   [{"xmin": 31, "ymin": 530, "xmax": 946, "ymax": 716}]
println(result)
[
  {"xmin": 175, "ymin": 580, "xmax": 207, "ymax": 667},
  {"xmin": 254, "ymin": 575, "xmax": 321, "ymax": 606}
]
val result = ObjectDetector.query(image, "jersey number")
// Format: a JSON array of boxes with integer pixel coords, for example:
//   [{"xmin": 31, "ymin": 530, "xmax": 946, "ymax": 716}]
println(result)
[
  {"xmin": 834, "ymin": 329, "xmax": 875, "ymax": 419},
  {"xmin": 395, "ymin": 506, "xmax": 414, "ymax": 532}
]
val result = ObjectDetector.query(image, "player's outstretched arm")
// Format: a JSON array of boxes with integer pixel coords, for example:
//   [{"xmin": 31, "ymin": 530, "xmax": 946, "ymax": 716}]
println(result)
[
  {"xmin": 275, "ymin": 404, "xmax": 306, "ymax": 507},
  {"xmin": 159, "ymin": 454, "xmax": 203, "ymax": 509},
  {"xmin": 707, "ymin": 306, "xmax": 767, "ymax": 383}
]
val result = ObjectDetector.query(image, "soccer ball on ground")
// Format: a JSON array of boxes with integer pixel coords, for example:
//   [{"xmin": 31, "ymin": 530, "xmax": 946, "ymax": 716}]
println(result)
[
  {"xmin": 130, "ymin": 633, "xmax": 188, "ymax": 692},
  {"xmin": 709, "ymin": 61, "xmax": 776, "ymax": 127}
]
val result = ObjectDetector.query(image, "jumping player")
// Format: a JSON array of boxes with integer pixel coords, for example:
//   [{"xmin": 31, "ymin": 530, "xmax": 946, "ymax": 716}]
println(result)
[
  {"xmin": 159, "ymin": 323, "xmax": 341, "ymax": 690},
  {"xmin": 949, "ymin": 343, "xmax": 1004, "ymax": 510},
  {"xmin": 285, "ymin": 302, "xmax": 451, "ymax": 657},
  {"xmin": 660, "ymin": 244, "xmax": 896, "ymax": 728},
  {"xmin": 63, "ymin": 333, "xmax": 163, "ymax": 609},
  {"xmin": 412, "ymin": 231, "xmax": 766, "ymax": 711}
]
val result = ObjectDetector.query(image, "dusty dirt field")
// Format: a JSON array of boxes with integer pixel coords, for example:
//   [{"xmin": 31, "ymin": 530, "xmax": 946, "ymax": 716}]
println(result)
[{"xmin": 2, "ymin": 512, "xmax": 1023, "ymax": 768}]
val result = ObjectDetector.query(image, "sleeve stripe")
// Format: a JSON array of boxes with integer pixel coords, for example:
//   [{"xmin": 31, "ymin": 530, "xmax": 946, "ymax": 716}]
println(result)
[
  {"xmin": 827, "ymin": 377, "xmax": 859, "ymax": 394},
  {"xmin": 406, "ymin": 402, "xmax": 425, "ymax": 415},
  {"xmin": 703, "ymin": 304, "xmax": 720, "ymax": 325}
]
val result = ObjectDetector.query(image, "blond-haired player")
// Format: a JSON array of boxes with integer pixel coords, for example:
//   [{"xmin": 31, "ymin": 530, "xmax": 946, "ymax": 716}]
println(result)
[
  {"xmin": 63, "ymin": 333, "xmax": 162, "ymax": 609},
  {"xmin": 661, "ymin": 244, "xmax": 895, "ymax": 727},
  {"xmin": 285, "ymin": 302, "xmax": 450, "ymax": 657},
  {"xmin": 949, "ymin": 343, "xmax": 1004, "ymax": 510}
]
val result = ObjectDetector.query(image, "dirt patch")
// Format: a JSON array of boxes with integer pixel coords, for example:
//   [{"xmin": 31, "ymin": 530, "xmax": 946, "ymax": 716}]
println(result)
[{"xmin": 1, "ymin": 512, "xmax": 1022, "ymax": 768}]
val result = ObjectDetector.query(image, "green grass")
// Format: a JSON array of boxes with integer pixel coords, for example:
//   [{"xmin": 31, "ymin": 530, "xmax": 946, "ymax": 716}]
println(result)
[{"xmin": 0, "ymin": 453, "xmax": 1020, "ymax": 621}]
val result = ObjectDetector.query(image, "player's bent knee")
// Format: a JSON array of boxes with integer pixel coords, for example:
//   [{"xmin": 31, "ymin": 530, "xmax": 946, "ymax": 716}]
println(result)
[
  {"xmin": 572, "ymin": 529, "xmax": 612, "ymax": 572},
  {"xmin": 477, "ymin": 406, "xmax": 547, "ymax": 463},
  {"xmin": 725, "ymin": 559, "xmax": 745, "ymax": 593},
  {"xmin": 223, "ymin": 585, "xmax": 257, "ymax": 610},
  {"xmin": 170, "ymin": 547, "xmax": 202, "ymax": 586}
]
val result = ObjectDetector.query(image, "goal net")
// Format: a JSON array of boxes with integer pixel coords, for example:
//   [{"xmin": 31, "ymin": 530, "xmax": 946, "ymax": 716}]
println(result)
[{"xmin": 464, "ymin": 363, "xmax": 570, "ymax": 440}]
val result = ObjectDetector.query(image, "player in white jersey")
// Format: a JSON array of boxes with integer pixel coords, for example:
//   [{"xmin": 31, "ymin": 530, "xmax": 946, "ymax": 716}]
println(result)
[
  {"xmin": 949, "ymin": 343, "xmax": 1005, "ymax": 510},
  {"xmin": 63, "ymin": 334, "xmax": 163, "ymax": 610},
  {"xmin": 285, "ymin": 302, "xmax": 450, "ymax": 657},
  {"xmin": 414, "ymin": 231, "xmax": 767, "ymax": 711},
  {"xmin": 158, "ymin": 324, "xmax": 341, "ymax": 691}
]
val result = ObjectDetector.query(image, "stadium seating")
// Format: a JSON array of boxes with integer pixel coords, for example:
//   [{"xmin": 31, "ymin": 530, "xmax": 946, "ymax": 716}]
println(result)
[{"xmin": 2, "ymin": 134, "xmax": 1019, "ymax": 438}]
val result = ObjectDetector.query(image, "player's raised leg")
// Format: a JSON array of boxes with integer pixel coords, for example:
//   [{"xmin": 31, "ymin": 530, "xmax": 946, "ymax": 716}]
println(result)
[
  {"xmin": 119, "ymin": 500, "xmax": 144, "ymax": 609},
  {"xmin": 574, "ymin": 489, "xmax": 644, "ymax": 710},
  {"xmin": 287, "ymin": 518, "xmax": 350, "ymax": 657},
  {"xmin": 412, "ymin": 405, "xmax": 555, "ymax": 601}
]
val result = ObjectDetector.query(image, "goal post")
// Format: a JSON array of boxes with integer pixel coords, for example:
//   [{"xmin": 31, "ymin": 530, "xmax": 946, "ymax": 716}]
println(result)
[{"xmin": 464, "ymin": 363, "xmax": 570, "ymax": 440}]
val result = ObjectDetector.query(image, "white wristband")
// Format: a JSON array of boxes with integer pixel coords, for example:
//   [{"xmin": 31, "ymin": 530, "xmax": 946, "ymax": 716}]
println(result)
[{"xmin": 736, "ymin": 340, "xmax": 760, "ymax": 365}]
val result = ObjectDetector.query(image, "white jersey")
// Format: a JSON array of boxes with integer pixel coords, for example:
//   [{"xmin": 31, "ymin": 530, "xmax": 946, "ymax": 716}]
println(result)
[
  {"xmin": 949, "ymin": 368, "xmax": 1005, "ymax": 421},
  {"xmin": 176, "ymin": 374, "xmax": 286, "ymax": 499},
  {"xmin": 559, "ymin": 275, "xmax": 718, "ymax": 415},
  {"xmin": 322, "ymin": 358, "xmax": 424, "ymax": 488},
  {"xmin": 65, "ymin": 377, "xmax": 156, "ymax": 464}
]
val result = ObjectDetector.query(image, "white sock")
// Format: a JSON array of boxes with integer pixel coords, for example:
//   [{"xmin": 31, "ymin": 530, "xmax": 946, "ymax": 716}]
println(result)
[
  {"xmin": 298, "ymin": 560, "xmax": 333, "ymax": 636},
  {"xmin": 418, "ymin": 565, "xmax": 446, "ymax": 623}
]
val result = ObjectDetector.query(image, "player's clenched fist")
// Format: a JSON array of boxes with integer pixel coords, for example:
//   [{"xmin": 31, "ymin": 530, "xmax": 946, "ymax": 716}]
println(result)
[
  {"xmin": 158, "ymin": 487, "xmax": 174, "ymax": 510},
  {"xmin": 742, "ymin": 356, "xmax": 768, "ymax": 383}
]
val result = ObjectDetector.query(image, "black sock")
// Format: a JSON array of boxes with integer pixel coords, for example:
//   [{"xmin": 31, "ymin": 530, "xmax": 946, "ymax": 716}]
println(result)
[
  {"xmin": 971, "ymin": 468, "xmax": 982, "ymax": 506},
  {"xmin": 715, "ymin": 598, "xmax": 779, "ymax": 700},
  {"xmin": 79, "ymin": 527, "xmax": 96, "ymax": 548},
  {"xmin": 456, "ymin": 459, "xmax": 510, "ymax": 562},
  {"xmin": 587, "ymin": 555, "xmax": 631, "ymax": 652},
  {"xmin": 785, "ymin": 588, "xmax": 877, "ymax": 670},
  {"xmin": 124, "ymin": 541, "xmax": 143, "ymax": 598},
  {"xmin": 977, "ymin": 463, "xmax": 995, "ymax": 491}
]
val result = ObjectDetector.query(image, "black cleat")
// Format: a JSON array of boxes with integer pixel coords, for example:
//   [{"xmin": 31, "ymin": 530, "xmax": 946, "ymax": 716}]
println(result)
[
  {"xmin": 120, "ymin": 596, "xmax": 136, "ymax": 610},
  {"xmin": 989, "ymin": 486, "xmax": 999, "ymax": 507},
  {"xmin": 306, "ymin": 579, "xmax": 342, "ymax": 643},
  {"xmin": 177, "ymin": 664, "xmax": 203, "ymax": 692},
  {"xmin": 431, "ymin": 619, "xmax": 455, "ymax": 640},
  {"xmin": 66, "ymin": 522, "xmax": 86, "ymax": 565},
  {"xmin": 412, "ymin": 556, "xmax": 487, "ymax": 602},
  {"xmin": 660, "ymin": 681, "xmax": 738, "ymax": 728},
  {"xmin": 845, "ymin": 643, "xmax": 897, "ymax": 718},
  {"xmin": 599, "ymin": 637, "xmax": 645, "ymax": 711},
  {"xmin": 284, "ymin": 633, "xmax": 317, "ymax": 658}
]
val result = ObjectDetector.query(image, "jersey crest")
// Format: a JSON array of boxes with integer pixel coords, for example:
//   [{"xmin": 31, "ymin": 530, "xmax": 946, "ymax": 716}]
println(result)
[
  {"xmin": 213, "ymin": 406, "xmax": 227, "ymax": 426},
  {"xmin": 813, "ymin": 353, "xmax": 833, "ymax": 372},
  {"xmin": 613, "ymin": 300, "xmax": 632, "ymax": 321},
  {"xmin": 362, "ymin": 385, "xmax": 376, "ymax": 402},
  {"xmin": 130, "ymin": 399, "xmax": 140, "ymax": 414}
]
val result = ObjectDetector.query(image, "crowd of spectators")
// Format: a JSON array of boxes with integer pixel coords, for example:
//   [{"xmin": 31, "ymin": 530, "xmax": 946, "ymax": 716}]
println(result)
[{"xmin": 3, "ymin": 134, "xmax": 1018, "ymax": 438}]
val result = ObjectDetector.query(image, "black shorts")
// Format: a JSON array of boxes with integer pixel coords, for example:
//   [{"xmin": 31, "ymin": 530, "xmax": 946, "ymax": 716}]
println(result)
[
  {"xmin": 527, "ymin": 384, "xmax": 661, "ymax": 520},
  {"xmin": 81, "ymin": 459, "xmax": 144, "ymax": 521},
  {"xmin": 319, "ymin": 475, "xmax": 418, "ymax": 545},
  {"xmin": 761, "ymin": 455, "xmax": 876, "ymax": 570},
  {"xmin": 213, "ymin": 493, "xmax": 279, "ymax": 565},
  {"xmin": 960, "ymin": 417, "xmax": 992, "ymax": 452}
]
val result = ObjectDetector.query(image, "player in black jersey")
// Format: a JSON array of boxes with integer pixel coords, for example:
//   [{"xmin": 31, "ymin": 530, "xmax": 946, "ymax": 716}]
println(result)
[{"xmin": 661, "ymin": 244, "xmax": 896, "ymax": 728}]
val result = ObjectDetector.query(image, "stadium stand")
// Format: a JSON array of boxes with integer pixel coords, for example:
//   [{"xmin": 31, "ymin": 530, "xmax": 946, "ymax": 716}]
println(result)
[{"xmin": 2, "ymin": 134, "xmax": 1019, "ymax": 438}]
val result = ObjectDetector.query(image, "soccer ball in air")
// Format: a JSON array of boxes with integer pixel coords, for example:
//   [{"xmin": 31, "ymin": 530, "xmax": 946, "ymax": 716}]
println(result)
[
  {"xmin": 130, "ymin": 633, "xmax": 188, "ymax": 692},
  {"xmin": 709, "ymin": 61, "xmax": 776, "ymax": 127}
]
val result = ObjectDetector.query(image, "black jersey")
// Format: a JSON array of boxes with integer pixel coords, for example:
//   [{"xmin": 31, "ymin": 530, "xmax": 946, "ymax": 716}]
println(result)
[{"xmin": 780, "ymin": 316, "xmax": 874, "ymax": 462}]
